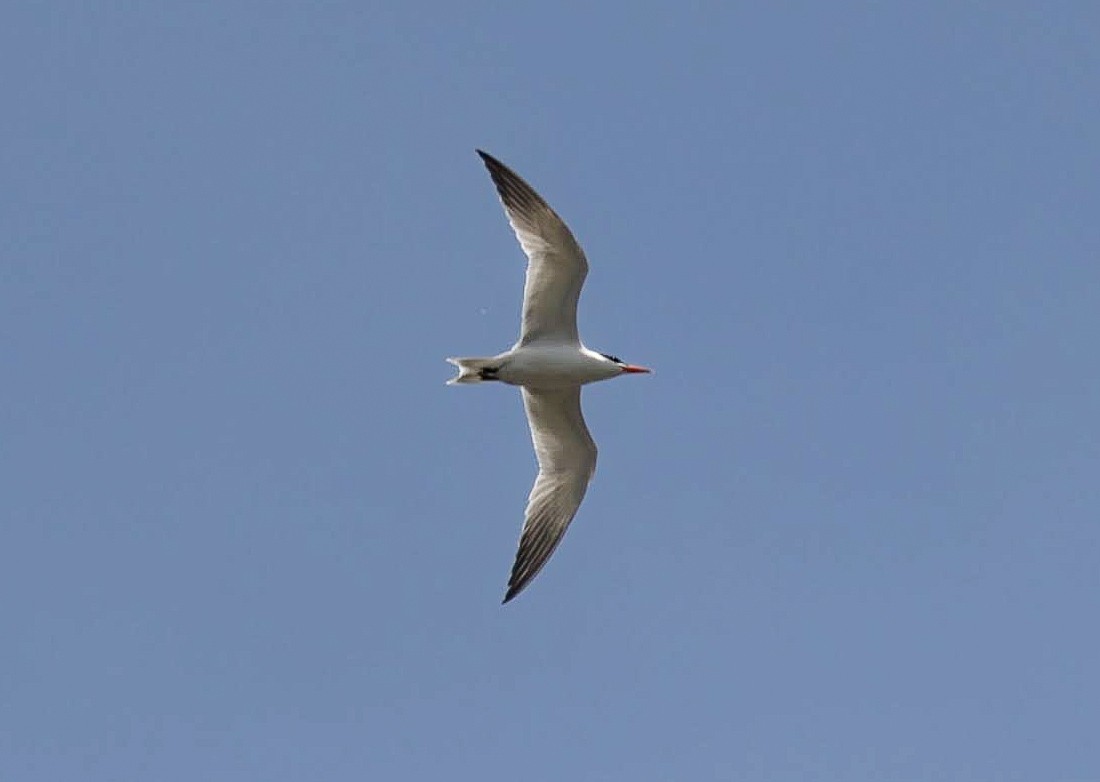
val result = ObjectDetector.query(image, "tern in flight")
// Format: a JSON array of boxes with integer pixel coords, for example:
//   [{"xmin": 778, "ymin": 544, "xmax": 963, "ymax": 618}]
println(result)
[{"xmin": 448, "ymin": 150, "xmax": 651, "ymax": 603}]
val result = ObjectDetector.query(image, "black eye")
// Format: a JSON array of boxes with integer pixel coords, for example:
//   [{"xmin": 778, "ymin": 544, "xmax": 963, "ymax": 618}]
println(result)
[{"xmin": 600, "ymin": 353, "xmax": 622, "ymax": 364}]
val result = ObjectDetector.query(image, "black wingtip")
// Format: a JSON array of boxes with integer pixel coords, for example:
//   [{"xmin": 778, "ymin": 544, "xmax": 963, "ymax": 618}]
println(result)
[
  {"xmin": 474, "ymin": 149, "xmax": 554, "ymax": 221},
  {"xmin": 476, "ymin": 149, "xmax": 506, "ymax": 174},
  {"xmin": 504, "ymin": 574, "xmax": 539, "ymax": 604},
  {"xmin": 502, "ymin": 583, "xmax": 521, "ymax": 604}
]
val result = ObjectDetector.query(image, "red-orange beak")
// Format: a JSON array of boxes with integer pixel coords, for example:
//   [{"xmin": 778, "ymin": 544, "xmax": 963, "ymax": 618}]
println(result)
[{"xmin": 621, "ymin": 364, "xmax": 652, "ymax": 374}]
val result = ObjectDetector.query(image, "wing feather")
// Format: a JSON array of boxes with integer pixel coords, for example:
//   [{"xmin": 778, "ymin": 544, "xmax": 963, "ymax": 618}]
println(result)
[
  {"xmin": 477, "ymin": 150, "xmax": 588, "ymax": 346},
  {"xmin": 504, "ymin": 387, "xmax": 598, "ymax": 602}
]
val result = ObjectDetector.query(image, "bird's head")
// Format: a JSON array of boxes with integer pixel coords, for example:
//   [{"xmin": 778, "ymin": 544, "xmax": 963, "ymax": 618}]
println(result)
[{"xmin": 600, "ymin": 353, "xmax": 652, "ymax": 376}]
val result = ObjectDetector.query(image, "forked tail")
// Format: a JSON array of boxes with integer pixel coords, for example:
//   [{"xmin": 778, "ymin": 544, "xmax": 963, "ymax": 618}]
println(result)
[{"xmin": 446, "ymin": 357, "xmax": 500, "ymax": 385}]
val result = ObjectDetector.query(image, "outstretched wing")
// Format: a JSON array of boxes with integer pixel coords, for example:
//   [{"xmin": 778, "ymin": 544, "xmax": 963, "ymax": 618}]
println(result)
[
  {"xmin": 504, "ymin": 387, "xmax": 598, "ymax": 602},
  {"xmin": 477, "ymin": 150, "xmax": 588, "ymax": 346}
]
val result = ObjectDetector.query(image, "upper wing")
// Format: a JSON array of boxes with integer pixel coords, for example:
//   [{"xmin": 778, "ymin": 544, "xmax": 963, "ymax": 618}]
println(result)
[
  {"xmin": 504, "ymin": 387, "xmax": 598, "ymax": 603},
  {"xmin": 477, "ymin": 150, "xmax": 588, "ymax": 346}
]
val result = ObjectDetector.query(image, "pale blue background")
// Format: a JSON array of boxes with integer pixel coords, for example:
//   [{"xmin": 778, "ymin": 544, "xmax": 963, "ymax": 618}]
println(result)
[{"xmin": 3, "ymin": 3, "xmax": 1098, "ymax": 780}]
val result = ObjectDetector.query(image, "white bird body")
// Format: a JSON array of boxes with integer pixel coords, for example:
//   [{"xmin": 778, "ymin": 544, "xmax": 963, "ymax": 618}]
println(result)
[
  {"xmin": 449, "ymin": 344, "xmax": 625, "ymax": 388},
  {"xmin": 448, "ymin": 151, "xmax": 650, "ymax": 603}
]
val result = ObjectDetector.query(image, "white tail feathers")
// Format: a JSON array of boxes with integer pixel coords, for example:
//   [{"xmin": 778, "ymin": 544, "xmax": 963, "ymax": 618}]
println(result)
[{"xmin": 446, "ymin": 357, "xmax": 499, "ymax": 385}]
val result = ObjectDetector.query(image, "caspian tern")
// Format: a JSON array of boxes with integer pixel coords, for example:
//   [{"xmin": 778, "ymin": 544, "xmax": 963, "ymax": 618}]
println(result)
[{"xmin": 448, "ymin": 150, "xmax": 651, "ymax": 603}]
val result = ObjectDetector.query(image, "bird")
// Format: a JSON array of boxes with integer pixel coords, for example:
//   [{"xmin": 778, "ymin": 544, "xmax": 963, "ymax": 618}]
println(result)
[{"xmin": 448, "ymin": 150, "xmax": 651, "ymax": 603}]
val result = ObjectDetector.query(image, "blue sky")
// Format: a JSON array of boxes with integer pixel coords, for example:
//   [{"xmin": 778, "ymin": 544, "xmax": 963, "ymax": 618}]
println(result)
[{"xmin": 3, "ymin": 2, "xmax": 1099, "ymax": 780}]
